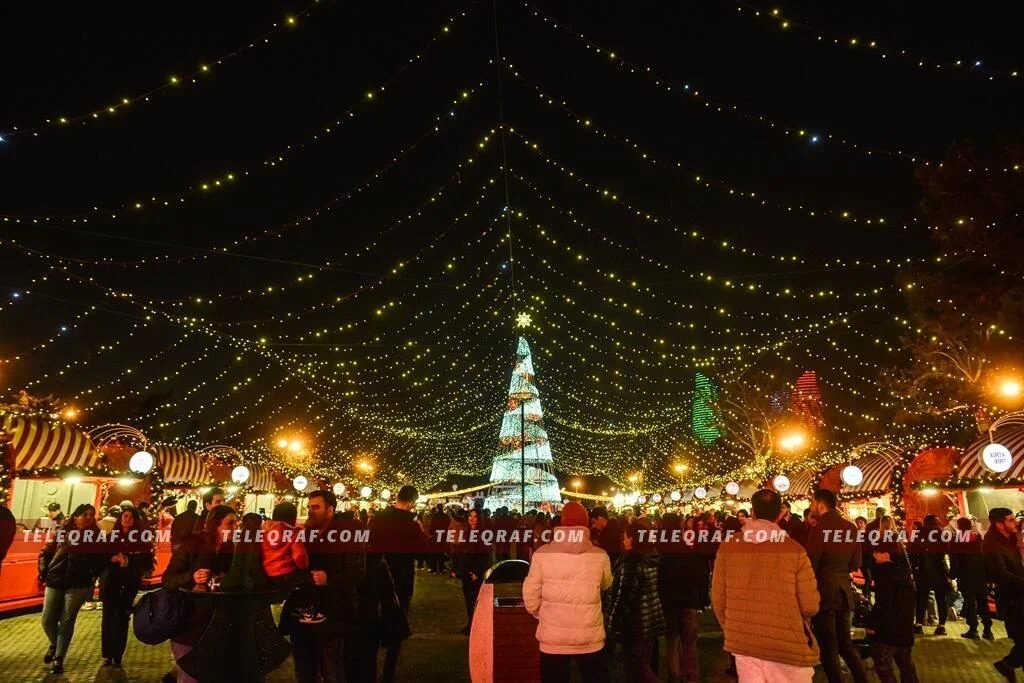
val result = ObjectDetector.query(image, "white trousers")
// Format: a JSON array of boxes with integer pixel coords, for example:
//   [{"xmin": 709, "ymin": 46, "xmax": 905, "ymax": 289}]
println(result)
[{"xmin": 735, "ymin": 654, "xmax": 814, "ymax": 683}]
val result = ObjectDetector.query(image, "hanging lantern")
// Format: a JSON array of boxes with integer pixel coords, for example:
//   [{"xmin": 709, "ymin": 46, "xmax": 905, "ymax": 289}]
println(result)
[
  {"xmin": 724, "ymin": 481, "xmax": 740, "ymax": 496},
  {"xmin": 381, "ymin": 489, "xmax": 392, "ymax": 500},
  {"xmin": 129, "ymin": 450, "xmax": 155, "ymax": 475},
  {"xmin": 694, "ymin": 487, "xmax": 707, "ymax": 499},
  {"xmin": 293, "ymin": 475, "xmax": 309, "ymax": 492},
  {"xmin": 670, "ymin": 490, "xmax": 681, "ymax": 502},
  {"xmin": 332, "ymin": 482, "xmax": 346, "ymax": 496},
  {"xmin": 231, "ymin": 465, "xmax": 250, "ymax": 484},
  {"xmin": 651, "ymin": 493, "xmax": 663, "ymax": 503},
  {"xmin": 773, "ymin": 475, "xmax": 791, "ymax": 493},
  {"xmin": 841, "ymin": 465, "xmax": 864, "ymax": 487},
  {"xmin": 360, "ymin": 485, "xmax": 372, "ymax": 498}
]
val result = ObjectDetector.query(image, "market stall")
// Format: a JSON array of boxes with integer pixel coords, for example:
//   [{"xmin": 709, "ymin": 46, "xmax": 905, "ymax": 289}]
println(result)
[
  {"xmin": 1, "ymin": 415, "xmax": 105, "ymax": 611},
  {"xmin": 900, "ymin": 447, "xmax": 960, "ymax": 526},
  {"xmin": 931, "ymin": 418, "xmax": 1024, "ymax": 523},
  {"xmin": 837, "ymin": 445, "xmax": 905, "ymax": 521}
]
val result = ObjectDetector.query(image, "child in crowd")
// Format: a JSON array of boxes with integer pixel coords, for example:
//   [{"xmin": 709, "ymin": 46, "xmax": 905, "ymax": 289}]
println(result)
[{"xmin": 262, "ymin": 502, "xmax": 323, "ymax": 624}]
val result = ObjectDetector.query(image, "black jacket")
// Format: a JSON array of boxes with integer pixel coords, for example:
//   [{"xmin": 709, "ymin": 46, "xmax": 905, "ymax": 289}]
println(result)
[
  {"xmin": 870, "ymin": 545, "xmax": 916, "ymax": 647},
  {"xmin": 806, "ymin": 508, "xmax": 862, "ymax": 611},
  {"xmin": 101, "ymin": 530, "xmax": 155, "ymax": 594},
  {"xmin": 453, "ymin": 531, "xmax": 490, "ymax": 580},
  {"xmin": 949, "ymin": 534, "xmax": 988, "ymax": 594},
  {"xmin": 170, "ymin": 510, "xmax": 199, "ymax": 546},
  {"xmin": 370, "ymin": 505, "xmax": 428, "ymax": 605},
  {"xmin": 606, "ymin": 551, "xmax": 666, "ymax": 641},
  {"xmin": 38, "ymin": 526, "xmax": 106, "ymax": 589},
  {"xmin": 984, "ymin": 527, "xmax": 1024, "ymax": 625},
  {"xmin": 780, "ymin": 514, "xmax": 808, "ymax": 547},
  {"xmin": 355, "ymin": 555, "xmax": 412, "ymax": 646},
  {"xmin": 656, "ymin": 542, "xmax": 709, "ymax": 610},
  {"xmin": 908, "ymin": 532, "xmax": 948, "ymax": 590},
  {"xmin": 162, "ymin": 532, "xmax": 234, "ymax": 645},
  {"xmin": 305, "ymin": 517, "xmax": 367, "ymax": 638}
]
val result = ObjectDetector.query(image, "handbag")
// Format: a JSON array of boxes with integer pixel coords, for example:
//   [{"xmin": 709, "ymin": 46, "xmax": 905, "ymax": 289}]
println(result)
[{"xmin": 132, "ymin": 588, "xmax": 188, "ymax": 645}]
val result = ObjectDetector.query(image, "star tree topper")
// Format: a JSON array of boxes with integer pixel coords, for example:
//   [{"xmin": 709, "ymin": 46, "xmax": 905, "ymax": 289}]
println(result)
[{"xmin": 516, "ymin": 312, "xmax": 533, "ymax": 328}]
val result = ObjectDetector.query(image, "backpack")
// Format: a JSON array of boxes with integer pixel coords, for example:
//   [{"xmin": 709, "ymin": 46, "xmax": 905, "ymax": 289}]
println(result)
[{"xmin": 132, "ymin": 588, "xmax": 188, "ymax": 645}]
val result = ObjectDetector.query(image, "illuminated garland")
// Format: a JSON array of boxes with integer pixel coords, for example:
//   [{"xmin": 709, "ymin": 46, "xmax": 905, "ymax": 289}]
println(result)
[
  {"xmin": 731, "ymin": 2, "xmax": 1021, "ymax": 81},
  {"xmin": 518, "ymin": 0, "xmax": 932, "ymax": 164},
  {"xmin": 0, "ymin": 2, "xmax": 325, "ymax": 138}
]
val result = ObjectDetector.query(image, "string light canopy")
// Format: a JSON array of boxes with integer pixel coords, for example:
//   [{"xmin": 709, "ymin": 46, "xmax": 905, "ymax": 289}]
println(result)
[{"xmin": 2, "ymin": 1, "xmax": 1013, "ymax": 495}]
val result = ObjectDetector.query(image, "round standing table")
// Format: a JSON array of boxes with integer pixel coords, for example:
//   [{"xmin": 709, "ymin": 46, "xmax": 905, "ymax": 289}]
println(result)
[{"xmin": 178, "ymin": 588, "xmax": 291, "ymax": 681}]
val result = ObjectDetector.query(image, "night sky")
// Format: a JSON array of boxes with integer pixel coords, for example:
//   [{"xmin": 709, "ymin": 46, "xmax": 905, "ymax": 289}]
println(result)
[{"xmin": 2, "ymin": 1, "xmax": 1022, "ymax": 491}]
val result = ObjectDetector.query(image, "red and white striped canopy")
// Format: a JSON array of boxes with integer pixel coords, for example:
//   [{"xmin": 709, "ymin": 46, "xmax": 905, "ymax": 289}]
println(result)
[
  {"xmin": 786, "ymin": 469, "xmax": 816, "ymax": 498},
  {"xmin": 2, "ymin": 416, "xmax": 101, "ymax": 471},
  {"xmin": 247, "ymin": 465, "xmax": 277, "ymax": 492},
  {"xmin": 153, "ymin": 444, "xmax": 211, "ymax": 485},
  {"xmin": 957, "ymin": 425, "xmax": 1024, "ymax": 480},
  {"xmin": 842, "ymin": 451, "xmax": 898, "ymax": 496}
]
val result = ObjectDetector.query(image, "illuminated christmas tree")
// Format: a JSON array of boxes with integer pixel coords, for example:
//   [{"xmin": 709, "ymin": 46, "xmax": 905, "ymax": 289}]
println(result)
[
  {"xmin": 691, "ymin": 372, "xmax": 722, "ymax": 445},
  {"xmin": 486, "ymin": 336, "xmax": 561, "ymax": 511}
]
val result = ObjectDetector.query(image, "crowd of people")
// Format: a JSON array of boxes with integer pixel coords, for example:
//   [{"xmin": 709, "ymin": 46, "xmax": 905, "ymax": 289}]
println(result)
[{"xmin": 13, "ymin": 484, "xmax": 1024, "ymax": 682}]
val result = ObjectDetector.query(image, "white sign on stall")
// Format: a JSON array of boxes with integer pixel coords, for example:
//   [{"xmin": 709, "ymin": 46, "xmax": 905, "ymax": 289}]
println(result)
[{"xmin": 981, "ymin": 443, "xmax": 1013, "ymax": 473}]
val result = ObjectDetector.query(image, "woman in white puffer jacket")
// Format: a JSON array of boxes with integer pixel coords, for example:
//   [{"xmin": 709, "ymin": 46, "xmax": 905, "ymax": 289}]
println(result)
[{"xmin": 522, "ymin": 502, "xmax": 614, "ymax": 682}]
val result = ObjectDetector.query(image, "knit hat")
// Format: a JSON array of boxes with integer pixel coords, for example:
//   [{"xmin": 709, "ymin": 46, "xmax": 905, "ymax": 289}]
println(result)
[{"xmin": 561, "ymin": 501, "xmax": 589, "ymax": 527}]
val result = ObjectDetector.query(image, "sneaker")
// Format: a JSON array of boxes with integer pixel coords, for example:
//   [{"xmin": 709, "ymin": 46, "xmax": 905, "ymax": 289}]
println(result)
[
  {"xmin": 43, "ymin": 647, "xmax": 55, "ymax": 664},
  {"xmin": 51, "ymin": 658, "xmax": 64, "ymax": 674},
  {"xmin": 914, "ymin": 624, "xmax": 924, "ymax": 634},
  {"xmin": 935, "ymin": 625, "xmax": 947, "ymax": 635},
  {"xmin": 962, "ymin": 630, "xmax": 980, "ymax": 640},
  {"xmin": 984, "ymin": 628, "xmax": 995, "ymax": 640},
  {"xmin": 994, "ymin": 658, "xmax": 1017, "ymax": 682},
  {"xmin": 81, "ymin": 601, "xmax": 96, "ymax": 611},
  {"xmin": 297, "ymin": 610, "xmax": 326, "ymax": 625}
]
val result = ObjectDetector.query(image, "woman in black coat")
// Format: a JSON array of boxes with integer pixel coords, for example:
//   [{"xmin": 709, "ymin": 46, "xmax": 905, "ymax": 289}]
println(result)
[
  {"xmin": 452, "ymin": 508, "xmax": 489, "ymax": 635},
  {"xmin": 870, "ymin": 516, "xmax": 920, "ymax": 683},
  {"xmin": 37, "ymin": 503, "xmax": 105, "ymax": 674},
  {"xmin": 909, "ymin": 514, "xmax": 950, "ymax": 635},
  {"xmin": 162, "ymin": 504, "xmax": 238, "ymax": 682},
  {"xmin": 101, "ymin": 506, "xmax": 155, "ymax": 666}
]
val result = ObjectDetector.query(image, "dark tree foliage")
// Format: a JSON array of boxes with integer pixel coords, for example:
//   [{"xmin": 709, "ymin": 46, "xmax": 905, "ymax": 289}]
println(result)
[{"xmin": 888, "ymin": 141, "xmax": 1024, "ymax": 431}]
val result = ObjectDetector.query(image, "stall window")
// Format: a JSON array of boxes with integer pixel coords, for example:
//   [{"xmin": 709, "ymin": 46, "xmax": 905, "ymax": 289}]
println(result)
[{"xmin": 10, "ymin": 478, "xmax": 98, "ymax": 527}]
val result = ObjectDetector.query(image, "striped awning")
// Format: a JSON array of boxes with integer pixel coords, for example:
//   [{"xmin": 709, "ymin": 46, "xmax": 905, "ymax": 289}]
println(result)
[
  {"xmin": 957, "ymin": 425, "xmax": 1024, "ymax": 480},
  {"xmin": 787, "ymin": 469, "xmax": 816, "ymax": 498},
  {"xmin": 842, "ymin": 451, "xmax": 897, "ymax": 496},
  {"xmin": 153, "ymin": 444, "xmax": 211, "ymax": 485},
  {"xmin": 2, "ymin": 416, "xmax": 101, "ymax": 471},
  {"xmin": 247, "ymin": 465, "xmax": 277, "ymax": 492}
]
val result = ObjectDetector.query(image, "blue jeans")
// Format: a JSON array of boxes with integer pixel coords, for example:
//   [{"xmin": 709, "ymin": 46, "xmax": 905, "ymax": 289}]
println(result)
[{"xmin": 41, "ymin": 586, "xmax": 91, "ymax": 658}]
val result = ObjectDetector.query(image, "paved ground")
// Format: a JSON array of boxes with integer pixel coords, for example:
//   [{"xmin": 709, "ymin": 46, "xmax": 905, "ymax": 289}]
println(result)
[{"xmin": 0, "ymin": 571, "xmax": 1017, "ymax": 682}]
